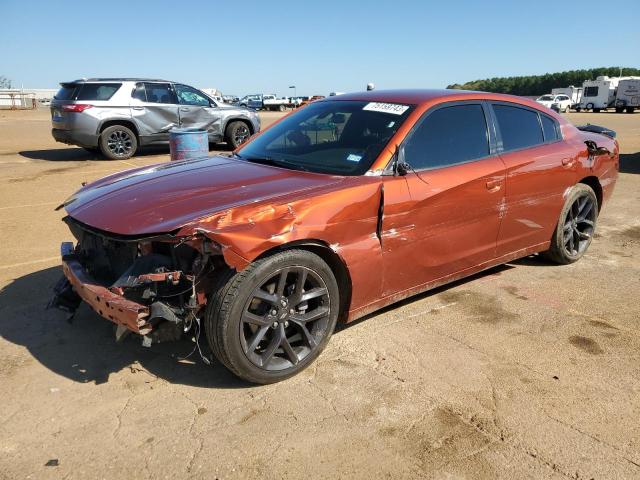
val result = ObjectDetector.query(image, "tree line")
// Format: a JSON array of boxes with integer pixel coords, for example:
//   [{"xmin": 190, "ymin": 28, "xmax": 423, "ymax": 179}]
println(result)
[{"xmin": 447, "ymin": 67, "xmax": 640, "ymax": 96}]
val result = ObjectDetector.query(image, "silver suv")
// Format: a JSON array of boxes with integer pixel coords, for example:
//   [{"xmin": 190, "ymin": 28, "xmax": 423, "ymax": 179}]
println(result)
[{"xmin": 50, "ymin": 78, "xmax": 261, "ymax": 159}]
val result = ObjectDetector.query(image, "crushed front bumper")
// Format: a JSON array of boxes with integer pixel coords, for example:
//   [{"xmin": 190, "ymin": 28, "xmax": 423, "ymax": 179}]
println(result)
[{"xmin": 57, "ymin": 242, "xmax": 153, "ymax": 334}]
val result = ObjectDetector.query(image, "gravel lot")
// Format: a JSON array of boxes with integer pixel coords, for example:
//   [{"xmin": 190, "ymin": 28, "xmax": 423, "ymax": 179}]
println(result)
[{"xmin": 0, "ymin": 107, "xmax": 639, "ymax": 480}]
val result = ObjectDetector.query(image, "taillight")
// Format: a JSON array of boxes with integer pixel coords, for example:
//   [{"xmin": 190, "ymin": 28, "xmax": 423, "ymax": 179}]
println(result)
[{"xmin": 62, "ymin": 104, "xmax": 93, "ymax": 112}]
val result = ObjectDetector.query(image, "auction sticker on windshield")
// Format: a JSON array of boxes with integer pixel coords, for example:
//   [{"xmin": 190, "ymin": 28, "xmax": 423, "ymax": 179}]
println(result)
[{"xmin": 363, "ymin": 102, "xmax": 410, "ymax": 115}]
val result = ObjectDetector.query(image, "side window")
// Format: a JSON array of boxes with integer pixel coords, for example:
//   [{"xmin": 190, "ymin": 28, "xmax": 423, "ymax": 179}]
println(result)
[
  {"xmin": 584, "ymin": 86, "xmax": 599, "ymax": 97},
  {"xmin": 493, "ymin": 104, "xmax": 543, "ymax": 152},
  {"xmin": 143, "ymin": 83, "xmax": 175, "ymax": 104},
  {"xmin": 403, "ymin": 104, "xmax": 489, "ymax": 170},
  {"xmin": 174, "ymin": 84, "xmax": 211, "ymax": 106},
  {"xmin": 540, "ymin": 114, "xmax": 559, "ymax": 142},
  {"xmin": 75, "ymin": 83, "xmax": 121, "ymax": 101},
  {"xmin": 132, "ymin": 83, "xmax": 146, "ymax": 102}
]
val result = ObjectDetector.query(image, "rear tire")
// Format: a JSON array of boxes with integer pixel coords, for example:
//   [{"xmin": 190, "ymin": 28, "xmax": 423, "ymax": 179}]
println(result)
[
  {"xmin": 615, "ymin": 107, "xmax": 624, "ymax": 113},
  {"xmin": 99, "ymin": 125, "xmax": 137, "ymax": 160},
  {"xmin": 626, "ymin": 107, "xmax": 635, "ymax": 113},
  {"xmin": 593, "ymin": 108, "xmax": 601, "ymax": 113},
  {"xmin": 205, "ymin": 249, "xmax": 339, "ymax": 384},
  {"xmin": 224, "ymin": 121, "xmax": 251, "ymax": 149},
  {"xmin": 544, "ymin": 184, "xmax": 598, "ymax": 265},
  {"xmin": 278, "ymin": 104, "xmax": 286, "ymax": 112}
]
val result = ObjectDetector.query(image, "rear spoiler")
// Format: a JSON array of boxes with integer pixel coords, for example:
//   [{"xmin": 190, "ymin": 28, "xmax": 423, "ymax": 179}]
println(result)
[{"xmin": 576, "ymin": 124, "xmax": 616, "ymax": 139}]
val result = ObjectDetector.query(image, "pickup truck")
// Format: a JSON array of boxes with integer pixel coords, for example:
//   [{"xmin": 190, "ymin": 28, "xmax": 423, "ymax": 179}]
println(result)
[{"xmin": 240, "ymin": 94, "xmax": 296, "ymax": 111}]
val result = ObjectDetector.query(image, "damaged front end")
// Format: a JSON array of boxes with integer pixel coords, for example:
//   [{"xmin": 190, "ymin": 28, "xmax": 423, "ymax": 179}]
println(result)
[{"xmin": 50, "ymin": 216, "xmax": 224, "ymax": 346}]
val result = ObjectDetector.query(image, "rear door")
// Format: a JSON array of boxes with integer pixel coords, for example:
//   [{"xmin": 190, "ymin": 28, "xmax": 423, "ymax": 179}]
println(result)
[
  {"xmin": 130, "ymin": 82, "xmax": 179, "ymax": 142},
  {"xmin": 174, "ymin": 84, "xmax": 223, "ymax": 140},
  {"xmin": 491, "ymin": 102, "xmax": 577, "ymax": 256},
  {"xmin": 381, "ymin": 102, "xmax": 506, "ymax": 296}
]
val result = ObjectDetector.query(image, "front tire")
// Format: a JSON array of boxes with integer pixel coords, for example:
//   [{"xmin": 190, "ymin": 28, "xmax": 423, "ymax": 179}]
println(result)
[
  {"xmin": 544, "ymin": 184, "xmax": 598, "ymax": 264},
  {"xmin": 224, "ymin": 121, "xmax": 251, "ymax": 149},
  {"xmin": 206, "ymin": 249, "xmax": 340, "ymax": 384},
  {"xmin": 99, "ymin": 125, "xmax": 137, "ymax": 160}
]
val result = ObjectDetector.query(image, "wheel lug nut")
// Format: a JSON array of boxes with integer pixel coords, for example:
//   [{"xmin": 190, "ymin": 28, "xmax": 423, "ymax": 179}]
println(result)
[
  {"xmin": 289, "ymin": 309, "xmax": 294, "ymax": 314},
  {"xmin": 272, "ymin": 321, "xmax": 279, "ymax": 328},
  {"xmin": 271, "ymin": 309, "xmax": 277, "ymax": 316},
  {"xmin": 284, "ymin": 321, "xmax": 289, "ymax": 327}
]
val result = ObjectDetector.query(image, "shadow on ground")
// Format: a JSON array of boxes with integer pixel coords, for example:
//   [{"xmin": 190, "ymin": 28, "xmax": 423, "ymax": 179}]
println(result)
[
  {"xmin": 19, "ymin": 144, "xmax": 233, "ymax": 162},
  {"xmin": 1, "ymin": 255, "xmax": 550, "ymax": 387},
  {"xmin": 619, "ymin": 153, "xmax": 639, "ymax": 174},
  {"xmin": 0, "ymin": 266, "xmax": 246, "ymax": 389}
]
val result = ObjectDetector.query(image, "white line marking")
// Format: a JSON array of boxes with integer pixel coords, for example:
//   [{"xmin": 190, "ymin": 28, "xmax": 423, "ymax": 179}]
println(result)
[
  {"xmin": 0, "ymin": 256, "xmax": 59, "ymax": 270},
  {"xmin": 0, "ymin": 201, "xmax": 59, "ymax": 211}
]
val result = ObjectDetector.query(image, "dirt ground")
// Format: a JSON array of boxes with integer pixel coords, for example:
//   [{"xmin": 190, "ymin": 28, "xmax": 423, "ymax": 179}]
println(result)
[{"xmin": 0, "ymin": 107, "xmax": 639, "ymax": 480}]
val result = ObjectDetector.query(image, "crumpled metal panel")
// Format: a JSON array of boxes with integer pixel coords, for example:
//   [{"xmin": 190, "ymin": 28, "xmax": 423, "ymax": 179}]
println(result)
[
  {"xmin": 62, "ymin": 257, "xmax": 151, "ymax": 334},
  {"xmin": 176, "ymin": 178, "xmax": 385, "ymax": 317}
]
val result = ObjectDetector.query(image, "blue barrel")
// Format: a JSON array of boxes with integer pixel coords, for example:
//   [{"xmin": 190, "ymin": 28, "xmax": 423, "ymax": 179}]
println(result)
[{"xmin": 169, "ymin": 128, "xmax": 209, "ymax": 161}]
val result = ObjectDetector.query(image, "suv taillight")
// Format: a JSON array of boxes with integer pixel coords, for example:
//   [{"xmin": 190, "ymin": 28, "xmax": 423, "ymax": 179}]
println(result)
[{"xmin": 62, "ymin": 104, "xmax": 93, "ymax": 112}]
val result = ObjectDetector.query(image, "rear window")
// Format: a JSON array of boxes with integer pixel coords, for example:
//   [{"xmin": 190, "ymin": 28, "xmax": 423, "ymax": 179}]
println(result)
[
  {"xmin": 493, "ymin": 104, "xmax": 543, "ymax": 152},
  {"xmin": 54, "ymin": 85, "xmax": 78, "ymax": 100},
  {"xmin": 75, "ymin": 83, "xmax": 121, "ymax": 101}
]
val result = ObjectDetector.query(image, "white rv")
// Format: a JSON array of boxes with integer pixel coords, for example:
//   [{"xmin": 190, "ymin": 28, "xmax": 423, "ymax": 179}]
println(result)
[
  {"xmin": 614, "ymin": 78, "xmax": 640, "ymax": 113},
  {"xmin": 551, "ymin": 86, "xmax": 582, "ymax": 106},
  {"xmin": 578, "ymin": 76, "xmax": 619, "ymax": 112}
]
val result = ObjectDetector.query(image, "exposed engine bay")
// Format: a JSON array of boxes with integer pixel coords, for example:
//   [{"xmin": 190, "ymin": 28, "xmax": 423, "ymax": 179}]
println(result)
[{"xmin": 50, "ymin": 216, "xmax": 224, "ymax": 348}]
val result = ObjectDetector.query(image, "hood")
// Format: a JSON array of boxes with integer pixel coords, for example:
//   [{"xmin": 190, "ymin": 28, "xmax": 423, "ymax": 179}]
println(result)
[{"xmin": 63, "ymin": 156, "xmax": 344, "ymax": 235}]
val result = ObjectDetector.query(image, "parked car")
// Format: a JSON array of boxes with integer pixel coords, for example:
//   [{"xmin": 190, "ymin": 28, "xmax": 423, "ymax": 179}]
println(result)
[
  {"xmin": 50, "ymin": 78, "xmax": 261, "ymax": 159},
  {"xmin": 51, "ymin": 89, "xmax": 618, "ymax": 384},
  {"xmin": 222, "ymin": 95, "xmax": 239, "ymax": 104},
  {"xmin": 299, "ymin": 95, "xmax": 325, "ymax": 107},
  {"xmin": 536, "ymin": 94, "xmax": 571, "ymax": 112}
]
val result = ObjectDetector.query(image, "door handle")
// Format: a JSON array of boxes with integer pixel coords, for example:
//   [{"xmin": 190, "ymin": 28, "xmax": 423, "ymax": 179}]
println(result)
[
  {"xmin": 486, "ymin": 179, "xmax": 502, "ymax": 191},
  {"xmin": 132, "ymin": 106, "xmax": 144, "ymax": 110},
  {"xmin": 562, "ymin": 157, "xmax": 575, "ymax": 167},
  {"xmin": 179, "ymin": 107, "xmax": 190, "ymax": 112}
]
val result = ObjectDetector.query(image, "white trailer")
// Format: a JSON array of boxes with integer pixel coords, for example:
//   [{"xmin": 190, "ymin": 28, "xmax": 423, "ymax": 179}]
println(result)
[
  {"xmin": 578, "ymin": 76, "xmax": 620, "ymax": 112},
  {"xmin": 614, "ymin": 78, "xmax": 640, "ymax": 113},
  {"xmin": 551, "ymin": 86, "xmax": 582, "ymax": 106}
]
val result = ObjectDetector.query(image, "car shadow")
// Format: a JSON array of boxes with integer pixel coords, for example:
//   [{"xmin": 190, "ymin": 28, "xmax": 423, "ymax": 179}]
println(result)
[
  {"xmin": 0, "ymin": 266, "xmax": 249, "ymax": 389},
  {"xmin": 1, "ymin": 254, "xmax": 550, "ymax": 387},
  {"xmin": 18, "ymin": 144, "xmax": 234, "ymax": 162},
  {"xmin": 619, "ymin": 152, "xmax": 639, "ymax": 174}
]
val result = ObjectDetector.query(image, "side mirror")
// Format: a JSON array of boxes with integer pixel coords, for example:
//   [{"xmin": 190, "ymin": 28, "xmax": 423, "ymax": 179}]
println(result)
[{"xmin": 396, "ymin": 161, "xmax": 409, "ymax": 176}]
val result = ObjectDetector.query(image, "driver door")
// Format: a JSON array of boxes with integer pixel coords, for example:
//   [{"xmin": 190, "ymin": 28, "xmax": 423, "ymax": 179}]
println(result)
[
  {"xmin": 381, "ymin": 102, "xmax": 506, "ymax": 296},
  {"xmin": 174, "ymin": 84, "xmax": 223, "ymax": 141}
]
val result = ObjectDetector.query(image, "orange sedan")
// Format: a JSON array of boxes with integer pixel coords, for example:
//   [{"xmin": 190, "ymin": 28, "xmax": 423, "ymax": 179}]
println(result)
[{"xmin": 52, "ymin": 90, "xmax": 618, "ymax": 383}]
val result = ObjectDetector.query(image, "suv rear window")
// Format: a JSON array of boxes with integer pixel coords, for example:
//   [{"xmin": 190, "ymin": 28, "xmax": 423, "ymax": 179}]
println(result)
[
  {"xmin": 54, "ymin": 85, "xmax": 78, "ymax": 100},
  {"xmin": 75, "ymin": 83, "xmax": 121, "ymax": 101}
]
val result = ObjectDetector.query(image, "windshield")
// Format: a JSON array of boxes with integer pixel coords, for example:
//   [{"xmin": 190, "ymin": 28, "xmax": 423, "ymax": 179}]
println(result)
[
  {"xmin": 237, "ymin": 100, "xmax": 414, "ymax": 175},
  {"xmin": 538, "ymin": 95, "xmax": 554, "ymax": 101}
]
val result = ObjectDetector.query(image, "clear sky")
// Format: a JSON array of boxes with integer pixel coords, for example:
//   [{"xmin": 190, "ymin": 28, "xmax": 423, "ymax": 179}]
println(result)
[{"xmin": 2, "ymin": 0, "xmax": 639, "ymax": 96}]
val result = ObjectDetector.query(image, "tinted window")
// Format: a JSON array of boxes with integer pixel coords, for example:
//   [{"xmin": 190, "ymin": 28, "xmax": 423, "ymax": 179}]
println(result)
[
  {"xmin": 54, "ymin": 85, "xmax": 78, "ymax": 100},
  {"xmin": 175, "ymin": 84, "xmax": 210, "ymax": 106},
  {"xmin": 76, "ymin": 83, "xmax": 121, "ymax": 100},
  {"xmin": 238, "ymin": 100, "xmax": 413, "ymax": 175},
  {"xmin": 540, "ymin": 115, "xmax": 559, "ymax": 142},
  {"xmin": 493, "ymin": 104, "xmax": 543, "ymax": 151},
  {"xmin": 584, "ymin": 86, "xmax": 599, "ymax": 97},
  {"xmin": 403, "ymin": 104, "xmax": 489, "ymax": 170},
  {"xmin": 144, "ymin": 83, "xmax": 175, "ymax": 104},
  {"xmin": 132, "ymin": 83, "xmax": 146, "ymax": 102}
]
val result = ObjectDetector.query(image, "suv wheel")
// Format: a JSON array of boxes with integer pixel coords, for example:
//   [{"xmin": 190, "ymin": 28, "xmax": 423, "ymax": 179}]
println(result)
[
  {"xmin": 225, "ymin": 121, "xmax": 251, "ymax": 149},
  {"xmin": 544, "ymin": 184, "xmax": 598, "ymax": 264},
  {"xmin": 205, "ymin": 249, "xmax": 339, "ymax": 384},
  {"xmin": 100, "ymin": 125, "xmax": 137, "ymax": 160}
]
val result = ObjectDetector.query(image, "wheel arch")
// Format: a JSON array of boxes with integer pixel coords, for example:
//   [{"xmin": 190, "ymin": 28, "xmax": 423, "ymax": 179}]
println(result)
[
  {"xmin": 253, "ymin": 239, "xmax": 353, "ymax": 322},
  {"xmin": 578, "ymin": 176, "xmax": 603, "ymax": 212},
  {"xmin": 99, "ymin": 119, "xmax": 140, "ymax": 139},
  {"xmin": 224, "ymin": 117, "xmax": 255, "ymax": 136}
]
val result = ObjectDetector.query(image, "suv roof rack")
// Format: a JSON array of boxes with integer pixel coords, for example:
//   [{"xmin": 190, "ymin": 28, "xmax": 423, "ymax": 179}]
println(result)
[{"xmin": 70, "ymin": 78, "xmax": 173, "ymax": 83}]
